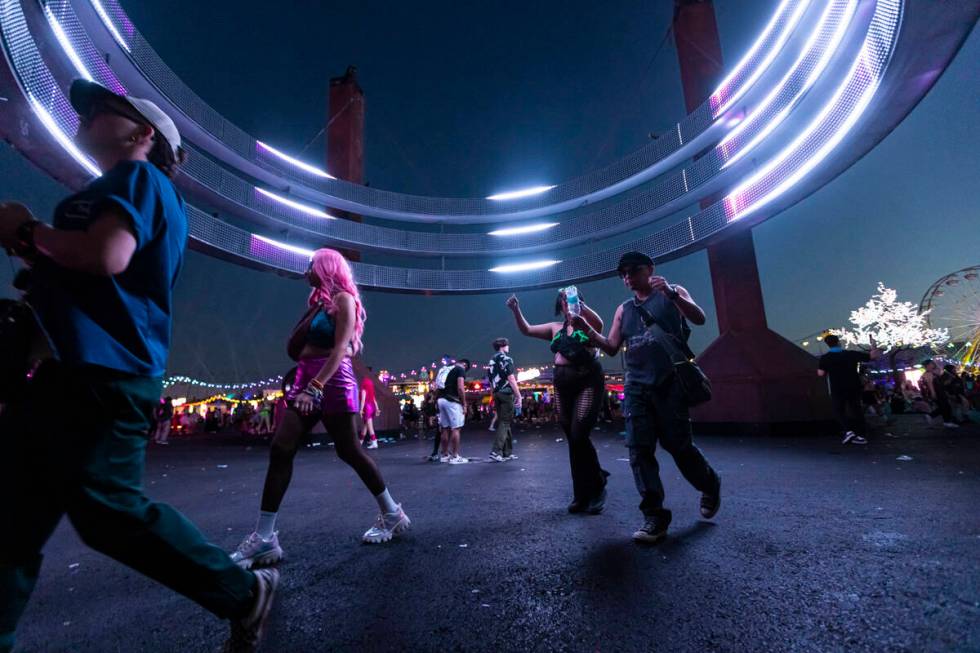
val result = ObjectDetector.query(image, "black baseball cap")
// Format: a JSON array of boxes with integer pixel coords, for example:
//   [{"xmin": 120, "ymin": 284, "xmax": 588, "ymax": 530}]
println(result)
[{"xmin": 617, "ymin": 252, "xmax": 654, "ymax": 273}]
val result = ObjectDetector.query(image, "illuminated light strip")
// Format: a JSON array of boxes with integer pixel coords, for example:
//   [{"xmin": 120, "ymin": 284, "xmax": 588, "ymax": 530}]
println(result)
[
  {"xmin": 488, "ymin": 222, "xmax": 559, "ymax": 236},
  {"xmin": 486, "ymin": 185, "xmax": 556, "ymax": 201},
  {"xmin": 710, "ymin": 0, "xmax": 812, "ymax": 116},
  {"xmin": 719, "ymin": 0, "xmax": 857, "ymax": 169},
  {"xmin": 255, "ymin": 187, "xmax": 336, "ymax": 219},
  {"xmin": 27, "ymin": 94, "xmax": 101, "ymax": 177},
  {"xmin": 725, "ymin": 0, "xmax": 901, "ymax": 223},
  {"xmin": 252, "ymin": 234, "xmax": 315, "ymax": 257},
  {"xmin": 89, "ymin": 0, "xmax": 130, "ymax": 52},
  {"xmin": 44, "ymin": 5, "xmax": 93, "ymax": 81},
  {"xmin": 489, "ymin": 259, "xmax": 560, "ymax": 273},
  {"xmin": 256, "ymin": 141, "xmax": 335, "ymax": 179}
]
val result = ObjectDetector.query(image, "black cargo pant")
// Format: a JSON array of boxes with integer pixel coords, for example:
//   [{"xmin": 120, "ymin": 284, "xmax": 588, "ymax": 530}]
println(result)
[{"xmin": 624, "ymin": 380, "xmax": 719, "ymax": 519}]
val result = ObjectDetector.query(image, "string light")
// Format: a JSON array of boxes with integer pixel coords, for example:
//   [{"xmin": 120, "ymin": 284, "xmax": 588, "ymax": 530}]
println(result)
[{"xmin": 163, "ymin": 374, "xmax": 284, "ymax": 390}]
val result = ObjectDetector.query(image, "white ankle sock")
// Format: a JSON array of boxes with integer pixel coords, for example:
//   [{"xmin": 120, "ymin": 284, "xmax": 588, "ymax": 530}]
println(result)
[
  {"xmin": 375, "ymin": 488, "xmax": 399, "ymax": 514},
  {"xmin": 256, "ymin": 511, "xmax": 277, "ymax": 539}
]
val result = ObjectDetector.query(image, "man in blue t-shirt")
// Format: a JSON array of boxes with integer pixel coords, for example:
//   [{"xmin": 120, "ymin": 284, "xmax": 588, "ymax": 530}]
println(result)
[{"xmin": 0, "ymin": 80, "xmax": 276, "ymax": 651}]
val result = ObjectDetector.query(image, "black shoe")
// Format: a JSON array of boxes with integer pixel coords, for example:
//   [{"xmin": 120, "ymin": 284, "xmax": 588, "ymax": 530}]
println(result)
[
  {"xmin": 567, "ymin": 498, "xmax": 587, "ymax": 514},
  {"xmin": 700, "ymin": 477, "xmax": 721, "ymax": 519},
  {"xmin": 586, "ymin": 487, "xmax": 607, "ymax": 515},
  {"xmin": 632, "ymin": 511, "xmax": 671, "ymax": 544}
]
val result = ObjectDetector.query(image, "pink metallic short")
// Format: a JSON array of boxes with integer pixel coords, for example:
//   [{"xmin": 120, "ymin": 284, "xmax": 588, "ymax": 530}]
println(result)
[{"xmin": 287, "ymin": 357, "xmax": 360, "ymax": 415}]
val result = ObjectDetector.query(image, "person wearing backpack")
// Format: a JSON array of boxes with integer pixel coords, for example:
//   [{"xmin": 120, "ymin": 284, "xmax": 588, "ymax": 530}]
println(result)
[
  {"xmin": 435, "ymin": 359, "xmax": 472, "ymax": 464},
  {"xmin": 572, "ymin": 252, "xmax": 721, "ymax": 544}
]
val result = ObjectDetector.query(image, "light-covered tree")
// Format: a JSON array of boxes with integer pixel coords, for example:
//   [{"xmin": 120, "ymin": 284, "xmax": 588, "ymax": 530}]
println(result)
[{"xmin": 832, "ymin": 283, "xmax": 948, "ymax": 378}]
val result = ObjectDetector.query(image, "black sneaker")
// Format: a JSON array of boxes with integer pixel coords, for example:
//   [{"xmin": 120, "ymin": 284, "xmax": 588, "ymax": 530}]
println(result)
[
  {"xmin": 586, "ymin": 487, "xmax": 607, "ymax": 515},
  {"xmin": 700, "ymin": 477, "xmax": 721, "ymax": 519},
  {"xmin": 567, "ymin": 498, "xmax": 587, "ymax": 514},
  {"xmin": 632, "ymin": 511, "xmax": 671, "ymax": 544},
  {"xmin": 223, "ymin": 567, "xmax": 280, "ymax": 653}
]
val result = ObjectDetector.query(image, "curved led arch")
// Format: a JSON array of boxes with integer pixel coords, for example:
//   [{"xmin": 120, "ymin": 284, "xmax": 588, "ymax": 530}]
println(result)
[
  {"xmin": 2, "ymin": 0, "xmax": 975, "ymax": 293},
  {"xmin": 73, "ymin": 0, "xmax": 816, "ymax": 223}
]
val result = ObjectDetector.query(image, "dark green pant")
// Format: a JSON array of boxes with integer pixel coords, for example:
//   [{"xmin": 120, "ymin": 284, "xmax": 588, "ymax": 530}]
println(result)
[
  {"xmin": 492, "ymin": 391, "xmax": 514, "ymax": 457},
  {"xmin": 0, "ymin": 361, "xmax": 255, "ymax": 650}
]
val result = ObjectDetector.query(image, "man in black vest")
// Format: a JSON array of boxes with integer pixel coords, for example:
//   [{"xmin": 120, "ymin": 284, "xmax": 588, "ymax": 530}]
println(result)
[{"xmin": 572, "ymin": 252, "xmax": 720, "ymax": 543}]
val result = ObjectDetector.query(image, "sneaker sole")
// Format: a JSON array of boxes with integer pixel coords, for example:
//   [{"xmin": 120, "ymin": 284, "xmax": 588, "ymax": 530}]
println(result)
[
  {"xmin": 363, "ymin": 515, "xmax": 412, "ymax": 544},
  {"xmin": 235, "ymin": 547, "xmax": 284, "ymax": 570},
  {"xmin": 632, "ymin": 531, "xmax": 667, "ymax": 544}
]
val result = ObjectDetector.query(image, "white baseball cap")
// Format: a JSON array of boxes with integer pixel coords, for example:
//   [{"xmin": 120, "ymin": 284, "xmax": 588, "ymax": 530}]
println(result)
[{"xmin": 69, "ymin": 79, "xmax": 182, "ymax": 163}]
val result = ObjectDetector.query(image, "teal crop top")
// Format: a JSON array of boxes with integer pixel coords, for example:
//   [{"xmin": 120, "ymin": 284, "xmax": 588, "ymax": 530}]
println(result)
[{"xmin": 307, "ymin": 309, "xmax": 336, "ymax": 348}]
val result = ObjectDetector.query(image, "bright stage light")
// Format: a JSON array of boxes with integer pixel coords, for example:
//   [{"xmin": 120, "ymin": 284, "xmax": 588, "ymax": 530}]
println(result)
[
  {"xmin": 486, "ymin": 185, "xmax": 556, "ymax": 201},
  {"xmin": 488, "ymin": 222, "xmax": 559, "ymax": 236},
  {"xmin": 44, "ymin": 6, "xmax": 94, "ymax": 81},
  {"xmin": 28, "ymin": 94, "xmax": 100, "ymax": 177},
  {"xmin": 89, "ymin": 0, "xmax": 130, "ymax": 52},
  {"xmin": 517, "ymin": 368, "xmax": 541, "ymax": 382},
  {"xmin": 252, "ymin": 235, "xmax": 315, "ymax": 258},
  {"xmin": 489, "ymin": 260, "xmax": 559, "ymax": 273},
  {"xmin": 256, "ymin": 141, "xmax": 335, "ymax": 179},
  {"xmin": 255, "ymin": 187, "xmax": 336, "ymax": 219}
]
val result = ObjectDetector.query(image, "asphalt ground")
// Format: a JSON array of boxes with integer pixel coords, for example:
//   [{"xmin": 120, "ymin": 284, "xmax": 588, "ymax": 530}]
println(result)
[{"xmin": 11, "ymin": 415, "xmax": 980, "ymax": 652}]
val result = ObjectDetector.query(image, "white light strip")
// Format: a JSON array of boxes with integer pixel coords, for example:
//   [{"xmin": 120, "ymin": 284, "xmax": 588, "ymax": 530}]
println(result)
[
  {"xmin": 710, "ymin": 0, "xmax": 812, "ymax": 116},
  {"xmin": 28, "ymin": 94, "xmax": 101, "ymax": 177},
  {"xmin": 488, "ymin": 222, "xmax": 559, "ymax": 236},
  {"xmin": 489, "ymin": 259, "xmax": 560, "ymax": 273},
  {"xmin": 256, "ymin": 141, "xmax": 335, "ymax": 179},
  {"xmin": 719, "ymin": 0, "xmax": 856, "ymax": 169},
  {"xmin": 255, "ymin": 187, "xmax": 336, "ymax": 219},
  {"xmin": 726, "ymin": 41, "xmax": 886, "ymax": 222},
  {"xmin": 44, "ymin": 6, "xmax": 93, "ymax": 81},
  {"xmin": 486, "ymin": 185, "xmax": 556, "ymax": 201},
  {"xmin": 89, "ymin": 0, "xmax": 130, "ymax": 52},
  {"xmin": 253, "ymin": 235, "xmax": 315, "ymax": 258}
]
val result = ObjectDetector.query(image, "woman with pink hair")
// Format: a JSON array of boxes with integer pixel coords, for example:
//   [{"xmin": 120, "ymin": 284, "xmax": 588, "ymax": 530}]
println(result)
[{"xmin": 231, "ymin": 248, "xmax": 410, "ymax": 568}]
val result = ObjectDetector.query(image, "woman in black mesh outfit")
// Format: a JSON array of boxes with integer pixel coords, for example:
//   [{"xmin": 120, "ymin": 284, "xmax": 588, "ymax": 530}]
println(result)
[{"xmin": 507, "ymin": 291, "xmax": 610, "ymax": 514}]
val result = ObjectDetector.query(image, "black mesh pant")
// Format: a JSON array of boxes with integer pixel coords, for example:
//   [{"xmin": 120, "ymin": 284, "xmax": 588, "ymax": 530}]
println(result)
[{"xmin": 554, "ymin": 361, "xmax": 608, "ymax": 502}]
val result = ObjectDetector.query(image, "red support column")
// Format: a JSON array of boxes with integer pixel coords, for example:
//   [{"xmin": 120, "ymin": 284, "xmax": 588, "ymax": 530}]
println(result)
[
  {"xmin": 672, "ymin": 0, "xmax": 831, "ymax": 433},
  {"xmin": 326, "ymin": 65, "xmax": 365, "ymax": 261}
]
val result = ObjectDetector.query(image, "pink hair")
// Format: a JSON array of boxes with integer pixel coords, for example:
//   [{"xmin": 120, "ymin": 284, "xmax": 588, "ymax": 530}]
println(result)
[{"xmin": 307, "ymin": 248, "xmax": 366, "ymax": 354}]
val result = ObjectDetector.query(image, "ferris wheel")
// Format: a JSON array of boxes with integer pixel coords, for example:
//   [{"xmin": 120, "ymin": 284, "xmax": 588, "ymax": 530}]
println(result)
[{"xmin": 920, "ymin": 266, "xmax": 980, "ymax": 368}]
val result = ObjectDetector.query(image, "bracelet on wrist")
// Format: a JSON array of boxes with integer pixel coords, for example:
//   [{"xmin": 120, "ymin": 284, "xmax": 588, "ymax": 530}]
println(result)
[{"xmin": 308, "ymin": 378, "xmax": 325, "ymax": 391}]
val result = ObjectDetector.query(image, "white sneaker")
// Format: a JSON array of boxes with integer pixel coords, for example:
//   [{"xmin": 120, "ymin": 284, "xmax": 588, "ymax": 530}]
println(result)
[
  {"xmin": 842, "ymin": 431, "xmax": 858, "ymax": 445},
  {"xmin": 439, "ymin": 454, "xmax": 451, "ymax": 463},
  {"xmin": 505, "ymin": 454, "xmax": 518, "ymax": 461},
  {"xmin": 367, "ymin": 440, "xmax": 379, "ymax": 449},
  {"xmin": 850, "ymin": 435, "xmax": 868, "ymax": 445},
  {"xmin": 449, "ymin": 456, "xmax": 469, "ymax": 465},
  {"xmin": 944, "ymin": 422, "xmax": 960, "ymax": 429},
  {"xmin": 362, "ymin": 505, "xmax": 411, "ymax": 544},
  {"xmin": 427, "ymin": 453, "xmax": 441, "ymax": 462},
  {"xmin": 230, "ymin": 532, "xmax": 283, "ymax": 569},
  {"xmin": 489, "ymin": 452, "xmax": 505, "ymax": 462}
]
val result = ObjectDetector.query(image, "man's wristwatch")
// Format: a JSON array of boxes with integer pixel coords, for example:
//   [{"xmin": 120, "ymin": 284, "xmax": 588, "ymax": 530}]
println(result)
[
  {"xmin": 12, "ymin": 220, "xmax": 40, "ymax": 258},
  {"xmin": 666, "ymin": 285, "xmax": 680, "ymax": 301}
]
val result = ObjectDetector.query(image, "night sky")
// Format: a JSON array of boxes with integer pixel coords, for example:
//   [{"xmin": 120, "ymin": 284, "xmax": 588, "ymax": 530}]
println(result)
[{"xmin": 2, "ymin": 1, "xmax": 978, "ymax": 384}]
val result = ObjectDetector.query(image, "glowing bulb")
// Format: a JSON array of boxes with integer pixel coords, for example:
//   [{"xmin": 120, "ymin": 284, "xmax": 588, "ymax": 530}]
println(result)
[
  {"xmin": 486, "ymin": 185, "xmax": 556, "ymax": 201},
  {"xmin": 256, "ymin": 141, "xmax": 335, "ymax": 179},
  {"xmin": 255, "ymin": 188, "xmax": 336, "ymax": 219},
  {"xmin": 489, "ymin": 260, "xmax": 560, "ymax": 273},
  {"xmin": 488, "ymin": 223, "xmax": 559, "ymax": 236}
]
